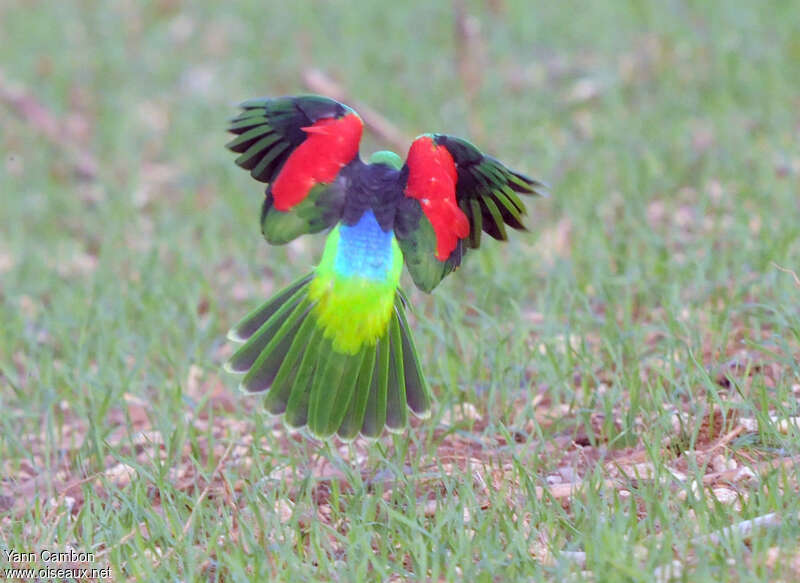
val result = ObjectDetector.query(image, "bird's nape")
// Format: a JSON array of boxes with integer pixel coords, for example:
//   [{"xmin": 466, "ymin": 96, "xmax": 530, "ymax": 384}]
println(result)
[{"xmin": 368, "ymin": 150, "xmax": 403, "ymax": 170}]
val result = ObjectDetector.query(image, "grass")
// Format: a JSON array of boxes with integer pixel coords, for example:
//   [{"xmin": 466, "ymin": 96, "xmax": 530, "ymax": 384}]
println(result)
[{"xmin": 1, "ymin": 0, "xmax": 799, "ymax": 581}]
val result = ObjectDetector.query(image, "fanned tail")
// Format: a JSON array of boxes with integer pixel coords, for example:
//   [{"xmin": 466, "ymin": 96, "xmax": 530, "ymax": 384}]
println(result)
[{"xmin": 225, "ymin": 275, "xmax": 431, "ymax": 439}]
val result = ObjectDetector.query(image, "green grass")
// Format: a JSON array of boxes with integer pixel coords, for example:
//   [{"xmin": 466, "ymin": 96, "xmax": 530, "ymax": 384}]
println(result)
[{"xmin": 1, "ymin": 0, "xmax": 799, "ymax": 581}]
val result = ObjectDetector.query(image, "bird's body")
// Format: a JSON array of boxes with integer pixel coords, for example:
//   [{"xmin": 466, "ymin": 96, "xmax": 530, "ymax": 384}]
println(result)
[{"xmin": 225, "ymin": 95, "xmax": 545, "ymax": 439}]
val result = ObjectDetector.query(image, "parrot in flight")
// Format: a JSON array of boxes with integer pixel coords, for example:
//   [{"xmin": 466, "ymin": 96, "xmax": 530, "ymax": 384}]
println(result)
[{"xmin": 224, "ymin": 94, "xmax": 545, "ymax": 439}]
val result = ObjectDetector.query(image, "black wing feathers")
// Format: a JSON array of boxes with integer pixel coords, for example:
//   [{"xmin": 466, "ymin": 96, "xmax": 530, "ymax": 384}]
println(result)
[
  {"xmin": 227, "ymin": 95, "xmax": 347, "ymax": 184},
  {"xmin": 433, "ymin": 134, "xmax": 546, "ymax": 249}
]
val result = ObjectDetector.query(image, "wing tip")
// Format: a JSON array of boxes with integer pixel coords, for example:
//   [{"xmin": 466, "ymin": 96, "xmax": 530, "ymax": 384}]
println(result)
[
  {"xmin": 385, "ymin": 424, "xmax": 407, "ymax": 435},
  {"xmin": 280, "ymin": 416, "xmax": 323, "ymax": 440},
  {"xmin": 514, "ymin": 174, "xmax": 550, "ymax": 196},
  {"xmin": 411, "ymin": 408, "xmax": 432, "ymax": 420},
  {"xmin": 226, "ymin": 328, "xmax": 248, "ymax": 343},
  {"xmin": 236, "ymin": 380, "xmax": 256, "ymax": 394},
  {"xmin": 223, "ymin": 360, "xmax": 243, "ymax": 375}
]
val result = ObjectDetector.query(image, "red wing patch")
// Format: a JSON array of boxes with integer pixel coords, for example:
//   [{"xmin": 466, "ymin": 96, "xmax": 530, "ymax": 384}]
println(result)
[
  {"xmin": 271, "ymin": 113, "xmax": 363, "ymax": 211},
  {"xmin": 405, "ymin": 136, "xmax": 470, "ymax": 260}
]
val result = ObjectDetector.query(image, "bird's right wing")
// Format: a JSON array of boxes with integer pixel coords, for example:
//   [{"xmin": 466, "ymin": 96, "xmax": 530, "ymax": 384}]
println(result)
[{"xmin": 394, "ymin": 134, "xmax": 545, "ymax": 292}]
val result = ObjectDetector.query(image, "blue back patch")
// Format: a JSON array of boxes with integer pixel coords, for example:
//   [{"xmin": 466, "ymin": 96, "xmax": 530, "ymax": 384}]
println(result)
[{"xmin": 334, "ymin": 210, "xmax": 396, "ymax": 281}]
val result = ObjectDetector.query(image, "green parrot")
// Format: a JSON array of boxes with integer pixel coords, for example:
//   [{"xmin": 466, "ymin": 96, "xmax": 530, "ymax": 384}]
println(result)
[{"xmin": 224, "ymin": 94, "xmax": 545, "ymax": 439}]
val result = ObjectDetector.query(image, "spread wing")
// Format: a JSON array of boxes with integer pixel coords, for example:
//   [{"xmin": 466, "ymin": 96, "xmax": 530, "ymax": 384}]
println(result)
[
  {"xmin": 395, "ymin": 134, "xmax": 545, "ymax": 292},
  {"xmin": 227, "ymin": 95, "xmax": 363, "ymax": 244}
]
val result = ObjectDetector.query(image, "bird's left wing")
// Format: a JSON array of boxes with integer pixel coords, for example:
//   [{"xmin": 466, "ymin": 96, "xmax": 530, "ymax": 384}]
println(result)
[
  {"xmin": 394, "ymin": 134, "xmax": 546, "ymax": 292},
  {"xmin": 227, "ymin": 95, "xmax": 364, "ymax": 244}
]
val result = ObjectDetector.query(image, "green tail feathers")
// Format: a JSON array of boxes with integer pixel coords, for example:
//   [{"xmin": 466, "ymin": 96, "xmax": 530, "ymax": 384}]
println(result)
[{"xmin": 225, "ymin": 274, "xmax": 431, "ymax": 439}]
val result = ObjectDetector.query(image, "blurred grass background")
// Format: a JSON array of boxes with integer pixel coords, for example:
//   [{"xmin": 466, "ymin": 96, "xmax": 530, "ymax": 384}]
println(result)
[{"xmin": 1, "ymin": 0, "xmax": 799, "ymax": 581}]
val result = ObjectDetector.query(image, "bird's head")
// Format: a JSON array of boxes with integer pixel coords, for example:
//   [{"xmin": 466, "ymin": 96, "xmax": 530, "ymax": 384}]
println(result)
[{"xmin": 368, "ymin": 150, "xmax": 402, "ymax": 170}]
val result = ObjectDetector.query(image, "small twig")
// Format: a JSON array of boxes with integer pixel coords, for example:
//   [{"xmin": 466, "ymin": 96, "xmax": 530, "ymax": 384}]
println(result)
[
  {"xmin": 96, "ymin": 521, "xmax": 149, "ymax": 560},
  {"xmin": 535, "ymin": 478, "xmax": 619, "ymax": 500},
  {"xmin": 220, "ymin": 473, "xmax": 241, "ymax": 546},
  {"xmin": 149, "ymin": 441, "xmax": 234, "ymax": 569},
  {"xmin": 702, "ymin": 454, "xmax": 800, "ymax": 486},
  {"xmin": 185, "ymin": 442, "xmax": 234, "ymax": 538},
  {"xmin": 302, "ymin": 68, "xmax": 411, "ymax": 152},
  {"xmin": 558, "ymin": 550, "xmax": 587, "ymax": 567},
  {"xmin": 100, "ymin": 447, "xmax": 241, "ymax": 564},
  {"xmin": 11, "ymin": 469, "xmax": 104, "ymax": 519},
  {"xmin": 452, "ymin": 0, "xmax": 486, "ymax": 143},
  {"xmin": 697, "ymin": 424, "xmax": 745, "ymax": 455},
  {"xmin": 552, "ymin": 510, "xmax": 798, "ymax": 573},
  {"xmin": 693, "ymin": 511, "xmax": 800, "ymax": 546},
  {"xmin": 0, "ymin": 68, "xmax": 98, "ymax": 180},
  {"xmin": 772, "ymin": 262, "xmax": 800, "ymax": 287}
]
